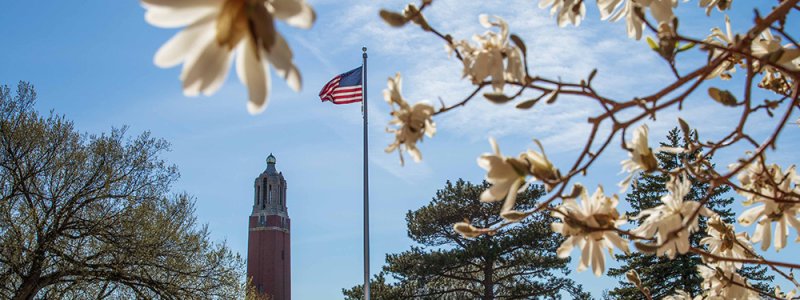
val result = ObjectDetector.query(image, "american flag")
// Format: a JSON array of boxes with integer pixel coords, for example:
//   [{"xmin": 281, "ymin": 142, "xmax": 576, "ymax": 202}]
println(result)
[{"xmin": 319, "ymin": 67, "xmax": 363, "ymax": 104}]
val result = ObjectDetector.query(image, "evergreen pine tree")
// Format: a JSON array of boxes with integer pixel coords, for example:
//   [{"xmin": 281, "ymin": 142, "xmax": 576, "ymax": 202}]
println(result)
[
  {"xmin": 343, "ymin": 179, "xmax": 591, "ymax": 299},
  {"xmin": 606, "ymin": 128, "xmax": 773, "ymax": 299}
]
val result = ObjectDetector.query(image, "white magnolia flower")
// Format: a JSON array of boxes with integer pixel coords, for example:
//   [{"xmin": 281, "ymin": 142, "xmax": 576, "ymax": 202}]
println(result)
[
  {"xmin": 477, "ymin": 138, "xmax": 529, "ymax": 215},
  {"xmin": 760, "ymin": 69, "xmax": 793, "ymax": 95},
  {"xmin": 384, "ymin": 73, "xmax": 436, "ymax": 165},
  {"xmin": 752, "ymin": 29, "xmax": 800, "ymax": 73},
  {"xmin": 619, "ymin": 124, "xmax": 658, "ymax": 191},
  {"xmin": 700, "ymin": 216, "xmax": 754, "ymax": 271},
  {"xmin": 664, "ymin": 290, "xmax": 702, "ymax": 300},
  {"xmin": 632, "ymin": 175, "xmax": 715, "ymax": 258},
  {"xmin": 735, "ymin": 162, "xmax": 800, "ymax": 252},
  {"xmin": 142, "ymin": 0, "xmax": 314, "ymax": 114},
  {"xmin": 698, "ymin": 265, "xmax": 759, "ymax": 300},
  {"xmin": 524, "ymin": 140, "xmax": 560, "ymax": 187},
  {"xmin": 552, "ymin": 186, "xmax": 629, "ymax": 276},
  {"xmin": 596, "ymin": 0, "xmax": 677, "ymax": 40},
  {"xmin": 450, "ymin": 15, "xmax": 525, "ymax": 92},
  {"xmin": 538, "ymin": 0, "xmax": 586, "ymax": 27},
  {"xmin": 731, "ymin": 155, "xmax": 769, "ymax": 201},
  {"xmin": 704, "ymin": 16, "xmax": 739, "ymax": 80}
]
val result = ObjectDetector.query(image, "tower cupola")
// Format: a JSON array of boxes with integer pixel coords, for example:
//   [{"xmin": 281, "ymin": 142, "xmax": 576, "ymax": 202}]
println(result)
[
  {"xmin": 253, "ymin": 154, "xmax": 287, "ymax": 214},
  {"xmin": 265, "ymin": 153, "xmax": 278, "ymax": 175}
]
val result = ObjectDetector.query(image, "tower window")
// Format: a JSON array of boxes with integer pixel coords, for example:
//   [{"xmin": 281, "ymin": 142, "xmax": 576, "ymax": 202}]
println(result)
[
  {"xmin": 262, "ymin": 178, "xmax": 268, "ymax": 206},
  {"xmin": 259, "ymin": 215, "xmax": 265, "ymax": 225}
]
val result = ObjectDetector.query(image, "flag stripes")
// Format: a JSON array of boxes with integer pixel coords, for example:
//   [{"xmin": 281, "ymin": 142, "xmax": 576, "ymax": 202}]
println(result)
[{"xmin": 319, "ymin": 67, "xmax": 363, "ymax": 105}]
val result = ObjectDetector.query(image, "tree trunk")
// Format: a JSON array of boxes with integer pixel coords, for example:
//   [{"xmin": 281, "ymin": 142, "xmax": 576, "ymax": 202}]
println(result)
[
  {"xmin": 13, "ymin": 275, "xmax": 41, "ymax": 300},
  {"xmin": 13, "ymin": 249, "xmax": 45, "ymax": 300},
  {"xmin": 482, "ymin": 259, "xmax": 494, "ymax": 300}
]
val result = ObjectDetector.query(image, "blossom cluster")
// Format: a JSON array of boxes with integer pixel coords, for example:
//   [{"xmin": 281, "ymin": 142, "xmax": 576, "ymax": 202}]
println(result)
[
  {"xmin": 545, "ymin": 0, "xmax": 680, "ymax": 40},
  {"xmin": 372, "ymin": 0, "xmax": 800, "ymax": 297},
  {"xmin": 383, "ymin": 73, "xmax": 436, "ymax": 165},
  {"xmin": 733, "ymin": 157, "xmax": 800, "ymax": 252},
  {"xmin": 448, "ymin": 15, "xmax": 526, "ymax": 93},
  {"xmin": 473, "ymin": 138, "xmax": 560, "ymax": 220},
  {"xmin": 704, "ymin": 16, "xmax": 800, "ymax": 88},
  {"xmin": 551, "ymin": 185, "xmax": 629, "ymax": 276}
]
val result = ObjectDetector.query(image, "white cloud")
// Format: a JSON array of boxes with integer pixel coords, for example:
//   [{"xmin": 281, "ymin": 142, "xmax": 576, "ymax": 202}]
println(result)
[{"xmin": 316, "ymin": 0, "xmax": 673, "ymax": 154}]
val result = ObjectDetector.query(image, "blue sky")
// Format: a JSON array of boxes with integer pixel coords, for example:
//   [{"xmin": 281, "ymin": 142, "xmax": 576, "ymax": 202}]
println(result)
[{"xmin": 1, "ymin": 1, "xmax": 799, "ymax": 299}]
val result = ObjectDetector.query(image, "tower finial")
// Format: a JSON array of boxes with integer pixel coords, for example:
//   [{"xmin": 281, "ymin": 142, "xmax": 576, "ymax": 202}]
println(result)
[{"xmin": 267, "ymin": 153, "xmax": 276, "ymax": 165}]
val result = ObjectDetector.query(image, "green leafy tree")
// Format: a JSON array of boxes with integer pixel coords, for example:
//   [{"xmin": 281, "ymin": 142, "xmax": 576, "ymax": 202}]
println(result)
[
  {"xmin": 0, "ymin": 82, "xmax": 244, "ymax": 299},
  {"xmin": 606, "ymin": 128, "xmax": 772, "ymax": 299},
  {"xmin": 342, "ymin": 272, "xmax": 408, "ymax": 300},
  {"xmin": 344, "ymin": 179, "xmax": 591, "ymax": 300}
]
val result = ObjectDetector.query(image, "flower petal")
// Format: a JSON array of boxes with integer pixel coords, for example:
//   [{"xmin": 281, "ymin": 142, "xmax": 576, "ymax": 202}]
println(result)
[
  {"xmin": 738, "ymin": 206, "xmax": 764, "ymax": 226},
  {"xmin": 264, "ymin": 34, "xmax": 301, "ymax": 91},
  {"xmin": 604, "ymin": 231, "xmax": 629, "ymax": 254},
  {"xmin": 786, "ymin": 214, "xmax": 800, "ymax": 241},
  {"xmin": 270, "ymin": 0, "xmax": 316, "ymax": 29},
  {"xmin": 556, "ymin": 236, "xmax": 575, "ymax": 258},
  {"xmin": 181, "ymin": 38, "xmax": 231, "ymax": 97},
  {"xmin": 144, "ymin": 5, "xmax": 218, "ymax": 28},
  {"xmin": 592, "ymin": 240, "xmax": 605, "ymax": 276},
  {"xmin": 501, "ymin": 179, "xmax": 523, "ymax": 213},
  {"xmin": 756, "ymin": 220, "xmax": 771, "ymax": 251},
  {"xmin": 154, "ymin": 15, "xmax": 215, "ymax": 68},
  {"xmin": 141, "ymin": 0, "xmax": 218, "ymax": 9},
  {"xmin": 578, "ymin": 238, "xmax": 591, "ymax": 272},
  {"xmin": 237, "ymin": 38, "xmax": 270, "ymax": 114},
  {"xmin": 775, "ymin": 217, "xmax": 787, "ymax": 251}
]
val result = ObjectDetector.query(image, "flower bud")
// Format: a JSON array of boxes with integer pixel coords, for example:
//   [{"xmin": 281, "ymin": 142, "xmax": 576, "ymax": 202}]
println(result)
[{"xmin": 453, "ymin": 222, "xmax": 482, "ymax": 238}]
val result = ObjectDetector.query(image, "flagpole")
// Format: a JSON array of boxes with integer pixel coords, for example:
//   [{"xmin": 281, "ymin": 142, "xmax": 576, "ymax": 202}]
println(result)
[{"xmin": 361, "ymin": 46, "xmax": 371, "ymax": 300}]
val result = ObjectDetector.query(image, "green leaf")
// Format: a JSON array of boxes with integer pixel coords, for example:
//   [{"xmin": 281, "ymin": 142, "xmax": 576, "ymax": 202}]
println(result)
[
  {"xmin": 677, "ymin": 42, "xmax": 695, "ymax": 53},
  {"xmin": 646, "ymin": 36, "xmax": 659, "ymax": 50}
]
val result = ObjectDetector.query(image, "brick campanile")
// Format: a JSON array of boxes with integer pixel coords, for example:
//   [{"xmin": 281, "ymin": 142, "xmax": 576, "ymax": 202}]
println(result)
[{"xmin": 247, "ymin": 153, "xmax": 290, "ymax": 299}]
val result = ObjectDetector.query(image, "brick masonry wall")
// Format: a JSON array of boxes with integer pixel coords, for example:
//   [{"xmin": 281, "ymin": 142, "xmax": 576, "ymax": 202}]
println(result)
[{"xmin": 247, "ymin": 215, "xmax": 291, "ymax": 300}]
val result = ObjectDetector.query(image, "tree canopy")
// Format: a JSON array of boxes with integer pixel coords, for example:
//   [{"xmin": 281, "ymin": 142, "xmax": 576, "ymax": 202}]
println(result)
[
  {"xmin": 344, "ymin": 179, "xmax": 590, "ymax": 300},
  {"xmin": 0, "ymin": 82, "xmax": 244, "ymax": 299}
]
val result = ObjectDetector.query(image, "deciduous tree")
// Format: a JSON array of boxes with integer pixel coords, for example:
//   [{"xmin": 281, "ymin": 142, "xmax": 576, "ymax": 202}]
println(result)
[{"xmin": 0, "ymin": 82, "xmax": 244, "ymax": 299}]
